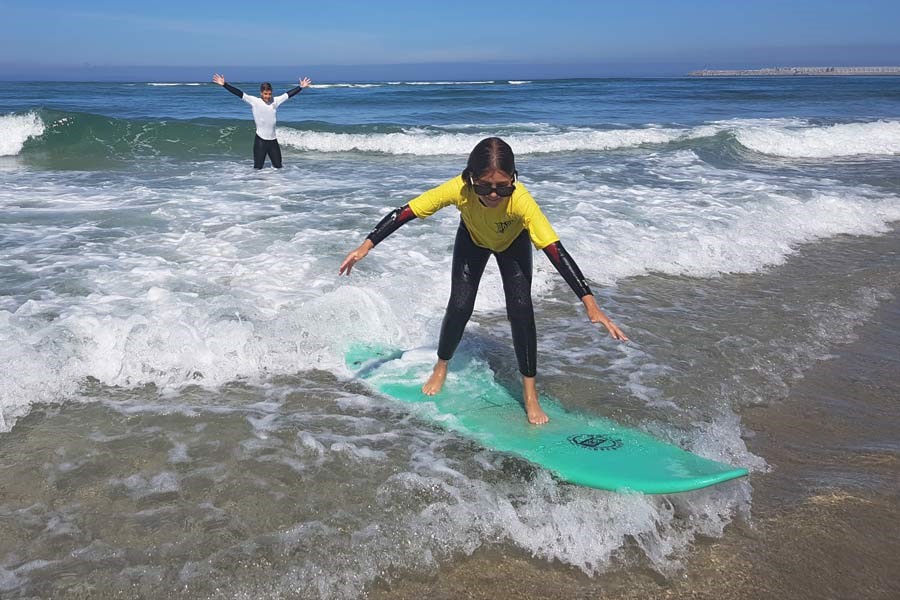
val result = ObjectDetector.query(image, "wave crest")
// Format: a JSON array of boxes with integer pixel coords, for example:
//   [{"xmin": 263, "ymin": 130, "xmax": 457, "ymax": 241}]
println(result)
[
  {"xmin": 277, "ymin": 125, "xmax": 707, "ymax": 156},
  {"xmin": 735, "ymin": 120, "xmax": 900, "ymax": 158},
  {"xmin": 0, "ymin": 112, "xmax": 45, "ymax": 156}
]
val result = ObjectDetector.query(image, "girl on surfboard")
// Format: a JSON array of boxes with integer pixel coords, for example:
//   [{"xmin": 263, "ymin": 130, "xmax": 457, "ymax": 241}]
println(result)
[
  {"xmin": 339, "ymin": 137, "xmax": 627, "ymax": 425},
  {"xmin": 212, "ymin": 73, "xmax": 311, "ymax": 169}
]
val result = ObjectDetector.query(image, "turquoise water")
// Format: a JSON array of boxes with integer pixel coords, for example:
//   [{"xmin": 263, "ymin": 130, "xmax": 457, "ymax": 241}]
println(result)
[{"xmin": 1, "ymin": 77, "xmax": 899, "ymax": 598}]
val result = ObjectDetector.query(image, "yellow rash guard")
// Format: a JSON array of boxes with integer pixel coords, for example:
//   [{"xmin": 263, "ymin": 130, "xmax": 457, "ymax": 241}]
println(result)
[{"xmin": 407, "ymin": 175, "xmax": 560, "ymax": 252}]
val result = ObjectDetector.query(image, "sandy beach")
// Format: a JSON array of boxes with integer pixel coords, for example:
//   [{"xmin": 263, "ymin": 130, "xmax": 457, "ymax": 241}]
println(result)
[{"xmin": 374, "ymin": 291, "xmax": 900, "ymax": 600}]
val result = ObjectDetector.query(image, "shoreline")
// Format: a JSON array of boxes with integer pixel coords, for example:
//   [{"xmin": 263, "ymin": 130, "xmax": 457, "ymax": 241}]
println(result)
[{"xmin": 373, "ymin": 287, "xmax": 900, "ymax": 599}]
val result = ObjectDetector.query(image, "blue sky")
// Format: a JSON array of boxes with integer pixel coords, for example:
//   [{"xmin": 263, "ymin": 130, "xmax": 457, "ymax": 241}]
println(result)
[{"xmin": 1, "ymin": 0, "xmax": 898, "ymax": 80}]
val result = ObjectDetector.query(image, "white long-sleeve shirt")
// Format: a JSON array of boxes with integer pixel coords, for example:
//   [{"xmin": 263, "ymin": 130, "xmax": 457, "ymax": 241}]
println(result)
[{"xmin": 241, "ymin": 93, "xmax": 289, "ymax": 140}]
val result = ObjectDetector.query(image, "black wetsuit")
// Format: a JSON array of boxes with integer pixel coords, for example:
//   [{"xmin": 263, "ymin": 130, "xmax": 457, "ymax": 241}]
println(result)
[
  {"xmin": 253, "ymin": 135, "xmax": 283, "ymax": 170},
  {"xmin": 441, "ymin": 222, "xmax": 537, "ymax": 375},
  {"xmin": 366, "ymin": 205, "xmax": 592, "ymax": 378}
]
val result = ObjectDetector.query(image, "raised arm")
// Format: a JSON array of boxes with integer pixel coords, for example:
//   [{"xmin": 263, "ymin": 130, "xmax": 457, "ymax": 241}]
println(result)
[
  {"xmin": 212, "ymin": 73, "xmax": 244, "ymax": 98},
  {"xmin": 339, "ymin": 205, "xmax": 417, "ymax": 275},
  {"xmin": 543, "ymin": 241, "xmax": 628, "ymax": 341},
  {"xmin": 286, "ymin": 76, "xmax": 312, "ymax": 98}
]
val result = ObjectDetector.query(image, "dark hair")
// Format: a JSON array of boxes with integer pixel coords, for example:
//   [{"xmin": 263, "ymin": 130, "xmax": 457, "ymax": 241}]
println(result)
[
  {"xmin": 462, "ymin": 137, "xmax": 517, "ymax": 183},
  {"xmin": 260, "ymin": 82, "xmax": 273, "ymax": 93}
]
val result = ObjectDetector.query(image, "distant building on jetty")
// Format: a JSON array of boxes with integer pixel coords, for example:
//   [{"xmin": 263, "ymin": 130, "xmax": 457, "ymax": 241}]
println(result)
[{"xmin": 689, "ymin": 66, "xmax": 900, "ymax": 77}]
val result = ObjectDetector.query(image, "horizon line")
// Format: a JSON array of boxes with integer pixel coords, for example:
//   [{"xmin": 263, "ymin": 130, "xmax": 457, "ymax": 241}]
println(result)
[{"xmin": 4, "ymin": 60, "xmax": 900, "ymax": 83}]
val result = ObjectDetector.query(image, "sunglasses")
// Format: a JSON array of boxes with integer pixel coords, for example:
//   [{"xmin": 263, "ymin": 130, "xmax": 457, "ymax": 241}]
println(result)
[{"xmin": 471, "ymin": 180, "xmax": 516, "ymax": 197}]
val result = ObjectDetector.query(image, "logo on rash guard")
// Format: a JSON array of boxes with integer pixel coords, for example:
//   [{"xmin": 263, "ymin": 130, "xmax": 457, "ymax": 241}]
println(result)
[{"xmin": 495, "ymin": 219, "xmax": 516, "ymax": 234}]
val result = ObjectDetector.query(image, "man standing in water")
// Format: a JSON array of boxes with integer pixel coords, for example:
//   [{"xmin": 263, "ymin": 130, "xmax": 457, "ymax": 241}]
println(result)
[{"xmin": 212, "ymin": 73, "xmax": 312, "ymax": 169}]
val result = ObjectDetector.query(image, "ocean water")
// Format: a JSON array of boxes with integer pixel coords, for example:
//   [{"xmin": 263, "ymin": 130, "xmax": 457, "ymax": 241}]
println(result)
[{"xmin": 1, "ymin": 77, "xmax": 899, "ymax": 598}]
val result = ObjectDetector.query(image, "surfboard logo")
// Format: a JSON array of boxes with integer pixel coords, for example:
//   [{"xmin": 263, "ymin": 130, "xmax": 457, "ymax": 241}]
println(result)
[{"xmin": 568, "ymin": 434, "xmax": 623, "ymax": 451}]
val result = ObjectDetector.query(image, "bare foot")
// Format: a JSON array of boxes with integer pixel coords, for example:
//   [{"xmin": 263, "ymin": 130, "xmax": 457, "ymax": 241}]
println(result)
[
  {"xmin": 422, "ymin": 360, "xmax": 448, "ymax": 395},
  {"xmin": 523, "ymin": 376, "xmax": 548, "ymax": 425}
]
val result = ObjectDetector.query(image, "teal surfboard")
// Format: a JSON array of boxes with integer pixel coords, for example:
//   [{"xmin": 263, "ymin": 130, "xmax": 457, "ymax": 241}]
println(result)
[{"xmin": 347, "ymin": 346, "xmax": 748, "ymax": 494}]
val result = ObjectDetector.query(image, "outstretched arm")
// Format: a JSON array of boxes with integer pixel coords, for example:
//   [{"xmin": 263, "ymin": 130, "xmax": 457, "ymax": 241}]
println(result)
[
  {"xmin": 543, "ymin": 241, "xmax": 628, "ymax": 341},
  {"xmin": 286, "ymin": 76, "xmax": 312, "ymax": 98},
  {"xmin": 365, "ymin": 204, "xmax": 416, "ymax": 247},
  {"xmin": 339, "ymin": 204, "xmax": 417, "ymax": 275},
  {"xmin": 213, "ymin": 73, "xmax": 244, "ymax": 98}
]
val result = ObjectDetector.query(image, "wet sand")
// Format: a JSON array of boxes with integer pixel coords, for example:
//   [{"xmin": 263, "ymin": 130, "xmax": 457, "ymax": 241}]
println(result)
[{"xmin": 374, "ymin": 295, "xmax": 900, "ymax": 599}]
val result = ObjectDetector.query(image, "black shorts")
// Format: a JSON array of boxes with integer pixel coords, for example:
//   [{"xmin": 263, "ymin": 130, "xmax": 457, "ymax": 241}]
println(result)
[{"xmin": 253, "ymin": 135, "xmax": 283, "ymax": 169}]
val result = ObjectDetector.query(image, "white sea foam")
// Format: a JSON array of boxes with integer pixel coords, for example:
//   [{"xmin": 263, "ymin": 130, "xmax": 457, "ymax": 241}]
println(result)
[
  {"xmin": 312, "ymin": 83, "xmax": 383, "ymax": 89},
  {"xmin": 734, "ymin": 120, "xmax": 900, "ymax": 157},
  {"xmin": 147, "ymin": 83, "xmax": 203, "ymax": 86},
  {"xmin": 1, "ymin": 132, "xmax": 899, "ymax": 434},
  {"xmin": 540, "ymin": 150, "xmax": 900, "ymax": 283},
  {"xmin": 189, "ymin": 424, "xmax": 751, "ymax": 598},
  {"xmin": 0, "ymin": 112, "xmax": 45, "ymax": 156},
  {"xmin": 386, "ymin": 80, "xmax": 496, "ymax": 85},
  {"xmin": 277, "ymin": 124, "xmax": 710, "ymax": 156},
  {"xmin": 278, "ymin": 117, "xmax": 900, "ymax": 159},
  {"xmin": 313, "ymin": 460, "xmax": 750, "ymax": 592},
  {"xmin": 565, "ymin": 192, "xmax": 900, "ymax": 282}
]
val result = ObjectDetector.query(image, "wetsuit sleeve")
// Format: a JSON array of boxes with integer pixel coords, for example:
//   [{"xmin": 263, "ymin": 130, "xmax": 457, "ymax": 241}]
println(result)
[
  {"xmin": 543, "ymin": 241, "xmax": 593, "ymax": 299},
  {"xmin": 286, "ymin": 85, "xmax": 304, "ymax": 98},
  {"xmin": 366, "ymin": 205, "xmax": 417, "ymax": 247},
  {"xmin": 408, "ymin": 177, "xmax": 464, "ymax": 218},
  {"xmin": 223, "ymin": 82, "xmax": 244, "ymax": 98}
]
